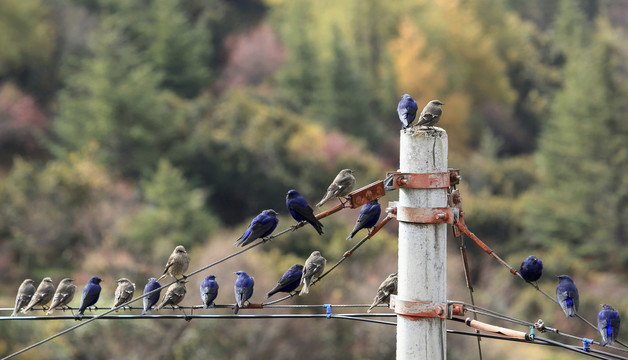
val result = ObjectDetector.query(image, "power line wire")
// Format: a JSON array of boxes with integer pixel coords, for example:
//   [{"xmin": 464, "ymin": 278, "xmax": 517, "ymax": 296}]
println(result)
[{"xmin": 2, "ymin": 200, "xmax": 386, "ymax": 359}]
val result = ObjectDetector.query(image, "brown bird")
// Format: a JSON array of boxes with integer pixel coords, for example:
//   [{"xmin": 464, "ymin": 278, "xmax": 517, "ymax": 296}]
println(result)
[
  {"xmin": 11, "ymin": 279, "xmax": 36, "ymax": 316},
  {"xmin": 112, "ymin": 278, "xmax": 136, "ymax": 310},
  {"xmin": 47, "ymin": 278, "xmax": 76, "ymax": 315},
  {"xmin": 22, "ymin": 277, "xmax": 55, "ymax": 313},
  {"xmin": 155, "ymin": 279, "xmax": 188, "ymax": 310},
  {"xmin": 157, "ymin": 245, "xmax": 191, "ymax": 282},
  {"xmin": 299, "ymin": 251, "xmax": 327, "ymax": 295},
  {"xmin": 416, "ymin": 100, "xmax": 444, "ymax": 129},
  {"xmin": 316, "ymin": 169, "xmax": 356, "ymax": 207},
  {"xmin": 368, "ymin": 273, "xmax": 398, "ymax": 312}
]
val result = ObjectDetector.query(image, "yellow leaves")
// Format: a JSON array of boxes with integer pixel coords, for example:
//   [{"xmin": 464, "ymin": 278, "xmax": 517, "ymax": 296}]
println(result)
[
  {"xmin": 389, "ymin": 18, "xmax": 445, "ymax": 101},
  {"xmin": 440, "ymin": 93, "xmax": 471, "ymax": 154}
]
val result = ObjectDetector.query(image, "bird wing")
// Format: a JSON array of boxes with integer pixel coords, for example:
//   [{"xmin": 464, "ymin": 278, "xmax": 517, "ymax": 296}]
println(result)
[
  {"xmin": 275, "ymin": 272, "xmax": 302, "ymax": 290},
  {"xmin": 355, "ymin": 207, "xmax": 380, "ymax": 231},
  {"xmin": 398, "ymin": 107, "xmax": 410, "ymax": 128},
  {"xmin": 290, "ymin": 202, "xmax": 324, "ymax": 234},
  {"xmin": 569, "ymin": 290, "xmax": 579, "ymax": 311},
  {"xmin": 79, "ymin": 292, "xmax": 98, "ymax": 311}
]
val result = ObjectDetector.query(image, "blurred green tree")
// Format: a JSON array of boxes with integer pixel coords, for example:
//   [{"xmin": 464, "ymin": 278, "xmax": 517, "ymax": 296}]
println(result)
[
  {"xmin": 124, "ymin": 159, "xmax": 219, "ymax": 259},
  {"xmin": 524, "ymin": 3, "xmax": 628, "ymax": 268}
]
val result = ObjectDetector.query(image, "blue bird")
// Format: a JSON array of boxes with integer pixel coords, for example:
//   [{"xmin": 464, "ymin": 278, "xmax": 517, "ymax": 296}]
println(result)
[
  {"xmin": 266, "ymin": 264, "xmax": 304, "ymax": 299},
  {"xmin": 75, "ymin": 276, "xmax": 102, "ymax": 320},
  {"xmin": 141, "ymin": 278, "xmax": 162, "ymax": 315},
  {"xmin": 397, "ymin": 94, "xmax": 418, "ymax": 129},
  {"xmin": 598, "ymin": 304, "xmax": 620, "ymax": 346},
  {"xmin": 519, "ymin": 255, "xmax": 543, "ymax": 283},
  {"xmin": 234, "ymin": 210, "xmax": 279, "ymax": 247},
  {"xmin": 234, "ymin": 271, "xmax": 254, "ymax": 314},
  {"xmin": 286, "ymin": 189, "xmax": 324, "ymax": 235},
  {"xmin": 346, "ymin": 199, "xmax": 381, "ymax": 240},
  {"xmin": 200, "ymin": 275, "xmax": 219, "ymax": 309},
  {"xmin": 556, "ymin": 275, "xmax": 579, "ymax": 317}
]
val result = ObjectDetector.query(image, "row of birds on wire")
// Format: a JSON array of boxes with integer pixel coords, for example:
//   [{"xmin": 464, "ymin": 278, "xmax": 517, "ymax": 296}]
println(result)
[
  {"xmin": 6, "ymin": 93, "xmax": 437, "ymax": 321},
  {"xmin": 8, "ymin": 95, "xmax": 620, "ymax": 347},
  {"xmin": 8, "ymin": 168, "xmax": 397, "ymax": 320}
]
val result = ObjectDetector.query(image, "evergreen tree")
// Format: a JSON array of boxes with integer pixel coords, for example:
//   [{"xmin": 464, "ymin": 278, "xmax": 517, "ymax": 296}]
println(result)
[
  {"xmin": 525, "ymin": 7, "xmax": 628, "ymax": 268},
  {"xmin": 52, "ymin": 19, "xmax": 177, "ymax": 177}
]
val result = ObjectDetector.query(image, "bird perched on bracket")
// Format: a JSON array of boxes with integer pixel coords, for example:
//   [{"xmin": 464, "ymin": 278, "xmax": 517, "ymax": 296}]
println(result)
[
  {"xmin": 317, "ymin": 169, "xmax": 356, "ymax": 207},
  {"xmin": 47, "ymin": 278, "xmax": 76, "ymax": 315},
  {"xmin": 368, "ymin": 273, "xmax": 398, "ymax": 313},
  {"xmin": 556, "ymin": 275, "xmax": 579, "ymax": 317},
  {"xmin": 287, "ymin": 189, "xmax": 324, "ymax": 235},
  {"xmin": 235, "ymin": 209, "xmax": 279, "ymax": 247},
  {"xmin": 12, "ymin": 279, "xmax": 36, "ymax": 316},
  {"xmin": 347, "ymin": 199, "xmax": 381, "ymax": 240},
  {"xmin": 416, "ymin": 100, "xmax": 444, "ymax": 129},
  {"xmin": 519, "ymin": 255, "xmax": 543, "ymax": 283},
  {"xmin": 397, "ymin": 94, "xmax": 418, "ymax": 129},
  {"xmin": 598, "ymin": 304, "xmax": 620, "ymax": 346},
  {"xmin": 157, "ymin": 245, "xmax": 191, "ymax": 282}
]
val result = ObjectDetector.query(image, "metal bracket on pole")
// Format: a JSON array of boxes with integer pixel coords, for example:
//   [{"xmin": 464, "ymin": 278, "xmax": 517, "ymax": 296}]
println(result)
[
  {"xmin": 385, "ymin": 169, "xmax": 460, "ymax": 190},
  {"xmin": 395, "ymin": 204, "xmax": 454, "ymax": 224},
  {"xmin": 390, "ymin": 295, "xmax": 464, "ymax": 320},
  {"xmin": 347, "ymin": 180, "xmax": 386, "ymax": 208}
]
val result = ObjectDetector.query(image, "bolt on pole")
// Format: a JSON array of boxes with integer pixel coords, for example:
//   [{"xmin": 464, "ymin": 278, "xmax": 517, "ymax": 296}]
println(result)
[{"xmin": 396, "ymin": 128, "xmax": 448, "ymax": 359}]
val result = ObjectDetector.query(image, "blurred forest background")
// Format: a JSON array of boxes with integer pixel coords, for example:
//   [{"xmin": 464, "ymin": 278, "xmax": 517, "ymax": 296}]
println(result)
[{"xmin": 1, "ymin": 0, "xmax": 627, "ymax": 358}]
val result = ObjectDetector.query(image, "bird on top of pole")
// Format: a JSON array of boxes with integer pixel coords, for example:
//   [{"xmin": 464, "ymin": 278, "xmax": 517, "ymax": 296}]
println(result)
[
  {"xmin": 416, "ymin": 100, "xmax": 444, "ymax": 129},
  {"xmin": 397, "ymin": 94, "xmax": 418, "ymax": 129}
]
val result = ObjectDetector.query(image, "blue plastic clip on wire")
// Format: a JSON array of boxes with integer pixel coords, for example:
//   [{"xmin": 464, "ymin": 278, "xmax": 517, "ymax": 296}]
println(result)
[
  {"xmin": 582, "ymin": 338, "xmax": 593, "ymax": 352},
  {"xmin": 529, "ymin": 326, "xmax": 535, "ymax": 340},
  {"xmin": 324, "ymin": 304, "xmax": 332, "ymax": 319}
]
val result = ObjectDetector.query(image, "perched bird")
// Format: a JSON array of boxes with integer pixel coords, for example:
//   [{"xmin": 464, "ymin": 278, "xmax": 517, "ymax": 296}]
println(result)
[
  {"xmin": 519, "ymin": 255, "xmax": 543, "ymax": 283},
  {"xmin": 598, "ymin": 304, "xmax": 621, "ymax": 346},
  {"xmin": 157, "ymin": 245, "xmax": 191, "ymax": 282},
  {"xmin": 112, "ymin": 278, "xmax": 136, "ymax": 310},
  {"xmin": 416, "ymin": 100, "xmax": 444, "ymax": 129},
  {"xmin": 11, "ymin": 279, "xmax": 36, "ymax": 316},
  {"xmin": 141, "ymin": 278, "xmax": 162, "ymax": 315},
  {"xmin": 47, "ymin": 278, "xmax": 76, "ymax": 315},
  {"xmin": 200, "ymin": 275, "xmax": 219, "ymax": 309},
  {"xmin": 22, "ymin": 277, "xmax": 55, "ymax": 313},
  {"xmin": 234, "ymin": 210, "xmax": 279, "ymax": 247},
  {"xmin": 75, "ymin": 276, "xmax": 102, "ymax": 320},
  {"xmin": 156, "ymin": 279, "xmax": 188, "ymax": 310},
  {"xmin": 234, "ymin": 271, "xmax": 254, "ymax": 314},
  {"xmin": 397, "ymin": 94, "xmax": 419, "ymax": 129},
  {"xmin": 300, "ymin": 251, "xmax": 327, "ymax": 295},
  {"xmin": 556, "ymin": 275, "xmax": 579, "ymax": 317},
  {"xmin": 346, "ymin": 199, "xmax": 381, "ymax": 240},
  {"xmin": 286, "ymin": 189, "xmax": 324, "ymax": 235},
  {"xmin": 368, "ymin": 273, "xmax": 398, "ymax": 313},
  {"xmin": 316, "ymin": 169, "xmax": 356, "ymax": 207},
  {"xmin": 266, "ymin": 264, "xmax": 304, "ymax": 299}
]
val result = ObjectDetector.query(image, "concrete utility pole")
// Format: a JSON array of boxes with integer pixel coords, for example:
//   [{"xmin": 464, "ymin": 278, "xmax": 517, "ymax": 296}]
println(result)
[{"xmin": 396, "ymin": 128, "xmax": 448, "ymax": 359}]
